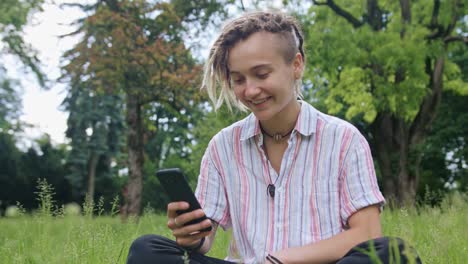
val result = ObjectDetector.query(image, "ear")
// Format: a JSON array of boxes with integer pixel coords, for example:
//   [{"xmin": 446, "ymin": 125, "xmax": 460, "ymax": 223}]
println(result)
[{"xmin": 292, "ymin": 52, "xmax": 304, "ymax": 79}]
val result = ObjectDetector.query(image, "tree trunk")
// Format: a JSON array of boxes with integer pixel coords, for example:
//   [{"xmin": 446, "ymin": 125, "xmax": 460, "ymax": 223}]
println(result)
[
  {"xmin": 371, "ymin": 114, "xmax": 419, "ymax": 207},
  {"xmin": 396, "ymin": 123, "xmax": 417, "ymax": 206},
  {"xmin": 86, "ymin": 152, "xmax": 99, "ymax": 202},
  {"xmin": 371, "ymin": 113, "xmax": 397, "ymax": 202},
  {"xmin": 367, "ymin": 0, "xmax": 383, "ymax": 30},
  {"xmin": 125, "ymin": 94, "xmax": 144, "ymax": 218}
]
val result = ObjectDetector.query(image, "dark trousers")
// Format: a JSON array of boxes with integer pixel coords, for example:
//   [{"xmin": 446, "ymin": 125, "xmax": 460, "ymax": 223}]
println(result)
[{"xmin": 126, "ymin": 235, "xmax": 422, "ymax": 264}]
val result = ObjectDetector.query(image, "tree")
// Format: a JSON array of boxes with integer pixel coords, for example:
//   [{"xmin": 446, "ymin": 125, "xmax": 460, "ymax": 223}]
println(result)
[
  {"xmin": 19, "ymin": 135, "xmax": 73, "ymax": 209},
  {"xmin": 0, "ymin": 0, "xmax": 45, "ymax": 86},
  {"xmin": 61, "ymin": 78, "xmax": 125, "ymax": 202},
  {"xmin": 0, "ymin": 132, "xmax": 21, "ymax": 213},
  {"xmin": 419, "ymin": 44, "xmax": 468, "ymax": 200},
  {"xmin": 0, "ymin": 0, "xmax": 47, "ymax": 213},
  {"xmin": 0, "ymin": 133, "xmax": 72, "ymax": 213},
  {"xmin": 303, "ymin": 0, "xmax": 467, "ymax": 205},
  {"xmin": 419, "ymin": 91, "xmax": 468, "ymax": 200},
  {"xmin": 62, "ymin": 0, "xmax": 229, "ymax": 217},
  {"xmin": 0, "ymin": 67, "xmax": 20, "ymax": 131},
  {"xmin": 0, "ymin": 0, "xmax": 45, "ymax": 130}
]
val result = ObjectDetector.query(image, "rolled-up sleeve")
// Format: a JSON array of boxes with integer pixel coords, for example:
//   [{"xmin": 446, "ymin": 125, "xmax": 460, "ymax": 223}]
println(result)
[
  {"xmin": 195, "ymin": 144, "xmax": 231, "ymax": 230},
  {"xmin": 340, "ymin": 131, "xmax": 385, "ymax": 228}
]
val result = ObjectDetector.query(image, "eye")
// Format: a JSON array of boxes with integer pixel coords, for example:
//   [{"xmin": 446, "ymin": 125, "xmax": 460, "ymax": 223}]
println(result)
[
  {"xmin": 231, "ymin": 77, "xmax": 245, "ymax": 85},
  {"xmin": 257, "ymin": 73, "xmax": 269, "ymax": 79}
]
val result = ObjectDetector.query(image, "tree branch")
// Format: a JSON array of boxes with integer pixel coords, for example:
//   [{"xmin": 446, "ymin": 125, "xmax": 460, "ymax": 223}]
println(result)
[
  {"xmin": 444, "ymin": 4, "xmax": 459, "ymax": 37},
  {"xmin": 430, "ymin": 0, "xmax": 440, "ymax": 27},
  {"xmin": 444, "ymin": 36, "xmax": 468, "ymax": 44},
  {"xmin": 312, "ymin": 0, "xmax": 364, "ymax": 28},
  {"xmin": 426, "ymin": 0, "xmax": 461, "ymax": 41},
  {"xmin": 240, "ymin": 0, "xmax": 246, "ymax": 11},
  {"xmin": 410, "ymin": 57, "xmax": 444, "ymax": 145},
  {"xmin": 426, "ymin": 0, "xmax": 443, "ymax": 40}
]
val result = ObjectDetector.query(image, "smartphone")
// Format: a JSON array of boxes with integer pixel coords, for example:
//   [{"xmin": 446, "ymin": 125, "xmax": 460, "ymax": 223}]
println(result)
[{"xmin": 156, "ymin": 168, "xmax": 212, "ymax": 232}]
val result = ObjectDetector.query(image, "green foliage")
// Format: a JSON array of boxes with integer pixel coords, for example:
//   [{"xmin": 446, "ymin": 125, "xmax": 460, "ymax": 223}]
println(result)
[
  {"xmin": 19, "ymin": 135, "xmax": 73, "ymax": 208},
  {"xmin": 0, "ymin": 0, "xmax": 45, "ymax": 133},
  {"xmin": 61, "ymin": 0, "xmax": 224, "ymax": 103},
  {"xmin": 0, "ymin": 0, "xmax": 43, "ymax": 28},
  {"xmin": 62, "ymin": 82, "xmax": 126, "ymax": 201},
  {"xmin": 61, "ymin": 0, "xmax": 231, "ymax": 215},
  {"xmin": 298, "ymin": 0, "xmax": 467, "ymax": 204},
  {"xmin": 417, "ymin": 32, "xmax": 468, "ymax": 199},
  {"xmin": 0, "ymin": 67, "xmax": 21, "ymax": 130},
  {"xmin": 0, "ymin": 132, "xmax": 21, "ymax": 211},
  {"xmin": 303, "ymin": 0, "xmax": 466, "ymax": 122},
  {"xmin": 0, "ymin": 134, "xmax": 74, "ymax": 213},
  {"xmin": 381, "ymin": 192, "xmax": 468, "ymax": 263},
  {"xmin": 419, "ymin": 91, "xmax": 468, "ymax": 198},
  {"xmin": 35, "ymin": 178, "xmax": 56, "ymax": 217},
  {"xmin": 0, "ymin": 0, "xmax": 45, "ymax": 86},
  {"xmin": 138, "ymin": 102, "xmax": 246, "ymax": 211}
]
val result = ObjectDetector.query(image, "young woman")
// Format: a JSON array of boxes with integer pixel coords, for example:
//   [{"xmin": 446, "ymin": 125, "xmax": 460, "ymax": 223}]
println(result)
[{"xmin": 127, "ymin": 11, "xmax": 421, "ymax": 264}]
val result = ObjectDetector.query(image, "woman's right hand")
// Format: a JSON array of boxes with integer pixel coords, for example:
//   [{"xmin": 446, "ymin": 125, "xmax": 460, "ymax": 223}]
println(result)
[{"xmin": 166, "ymin": 201, "xmax": 213, "ymax": 249}]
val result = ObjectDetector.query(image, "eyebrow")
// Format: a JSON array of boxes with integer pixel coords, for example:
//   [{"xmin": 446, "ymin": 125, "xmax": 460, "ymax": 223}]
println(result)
[{"xmin": 229, "ymin": 64, "xmax": 273, "ymax": 74}]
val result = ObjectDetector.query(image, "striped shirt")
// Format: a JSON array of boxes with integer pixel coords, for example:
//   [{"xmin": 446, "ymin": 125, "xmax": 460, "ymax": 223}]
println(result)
[{"xmin": 195, "ymin": 101, "xmax": 385, "ymax": 263}]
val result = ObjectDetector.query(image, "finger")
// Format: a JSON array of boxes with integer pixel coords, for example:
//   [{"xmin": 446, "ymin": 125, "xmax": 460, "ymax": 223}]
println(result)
[
  {"xmin": 172, "ymin": 219, "xmax": 212, "ymax": 237},
  {"xmin": 173, "ymin": 209, "xmax": 206, "ymax": 226},
  {"xmin": 167, "ymin": 208, "xmax": 207, "ymax": 231},
  {"xmin": 167, "ymin": 216, "xmax": 185, "ymax": 230},
  {"xmin": 167, "ymin": 202, "xmax": 189, "ymax": 218},
  {"xmin": 175, "ymin": 230, "xmax": 211, "ymax": 247},
  {"xmin": 167, "ymin": 217, "xmax": 175, "ymax": 229}
]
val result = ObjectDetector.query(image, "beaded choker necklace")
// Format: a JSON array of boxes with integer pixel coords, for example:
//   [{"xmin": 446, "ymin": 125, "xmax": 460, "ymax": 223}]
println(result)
[{"xmin": 260, "ymin": 125, "xmax": 294, "ymax": 143}]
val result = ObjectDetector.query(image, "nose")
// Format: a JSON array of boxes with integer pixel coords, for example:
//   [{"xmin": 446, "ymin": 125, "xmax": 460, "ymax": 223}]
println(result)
[{"xmin": 244, "ymin": 78, "xmax": 260, "ymax": 98}]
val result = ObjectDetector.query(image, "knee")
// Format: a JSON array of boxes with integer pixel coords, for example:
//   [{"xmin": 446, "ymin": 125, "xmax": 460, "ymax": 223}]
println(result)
[
  {"xmin": 339, "ymin": 237, "xmax": 421, "ymax": 264},
  {"xmin": 128, "ymin": 234, "xmax": 160, "ymax": 253},
  {"xmin": 127, "ymin": 234, "xmax": 179, "ymax": 263}
]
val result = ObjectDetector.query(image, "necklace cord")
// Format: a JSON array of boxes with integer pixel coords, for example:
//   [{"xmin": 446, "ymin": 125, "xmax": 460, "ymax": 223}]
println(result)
[{"xmin": 260, "ymin": 124, "xmax": 294, "ymax": 142}]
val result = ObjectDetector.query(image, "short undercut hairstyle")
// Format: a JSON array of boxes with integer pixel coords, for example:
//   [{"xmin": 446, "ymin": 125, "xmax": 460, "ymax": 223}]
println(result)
[{"xmin": 201, "ymin": 11, "xmax": 306, "ymax": 111}]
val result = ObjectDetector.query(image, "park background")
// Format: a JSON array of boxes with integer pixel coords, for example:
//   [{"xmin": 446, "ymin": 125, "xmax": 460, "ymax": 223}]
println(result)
[{"xmin": 0, "ymin": 0, "xmax": 467, "ymax": 263}]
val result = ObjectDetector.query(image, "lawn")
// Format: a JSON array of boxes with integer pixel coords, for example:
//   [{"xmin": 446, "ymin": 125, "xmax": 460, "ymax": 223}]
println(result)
[{"xmin": 0, "ymin": 193, "xmax": 466, "ymax": 263}]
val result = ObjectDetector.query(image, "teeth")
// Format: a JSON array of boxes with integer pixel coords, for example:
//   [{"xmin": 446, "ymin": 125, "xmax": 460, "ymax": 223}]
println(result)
[{"xmin": 252, "ymin": 98, "xmax": 268, "ymax": 105}]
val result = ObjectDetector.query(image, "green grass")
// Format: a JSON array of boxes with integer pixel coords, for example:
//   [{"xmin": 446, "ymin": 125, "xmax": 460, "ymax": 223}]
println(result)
[{"xmin": 1, "ymin": 194, "xmax": 467, "ymax": 263}]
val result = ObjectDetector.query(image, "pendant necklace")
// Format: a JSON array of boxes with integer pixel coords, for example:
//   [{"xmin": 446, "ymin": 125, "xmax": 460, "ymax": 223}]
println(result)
[
  {"xmin": 266, "ymin": 162, "xmax": 279, "ymax": 198},
  {"xmin": 262, "ymin": 141, "xmax": 279, "ymax": 198},
  {"xmin": 261, "ymin": 120, "xmax": 298, "ymax": 198},
  {"xmin": 267, "ymin": 183, "xmax": 277, "ymax": 198},
  {"xmin": 260, "ymin": 124, "xmax": 294, "ymax": 197}
]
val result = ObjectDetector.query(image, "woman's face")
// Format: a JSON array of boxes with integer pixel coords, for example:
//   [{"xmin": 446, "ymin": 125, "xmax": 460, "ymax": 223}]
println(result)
[{"xmin": 228, "ymin": 31, "xmax": 303, "ymax": 122}]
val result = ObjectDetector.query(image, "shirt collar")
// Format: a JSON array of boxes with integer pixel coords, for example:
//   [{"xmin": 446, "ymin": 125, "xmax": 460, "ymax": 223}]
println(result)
[{"xmin": 240, "ymin": 100, "xmax": 318, "ymax": 141}]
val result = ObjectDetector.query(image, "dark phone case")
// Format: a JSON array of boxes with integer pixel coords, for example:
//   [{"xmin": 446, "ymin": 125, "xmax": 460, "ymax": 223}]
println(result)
[{"xmin": 156, "ymin": 168, "xmax": 212, "ymax": 232}]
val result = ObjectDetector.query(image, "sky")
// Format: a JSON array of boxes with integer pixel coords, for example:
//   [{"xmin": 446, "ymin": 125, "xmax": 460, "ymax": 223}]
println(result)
[{"xmin": 12, "ymin": 1, "xmax": 89, "ymax": 146}]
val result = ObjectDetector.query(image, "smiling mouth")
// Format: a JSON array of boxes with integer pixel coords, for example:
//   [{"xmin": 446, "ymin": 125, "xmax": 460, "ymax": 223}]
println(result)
[{"xmin": 251, "ymin": 97, "xmax": 271, "ymax": 105}]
